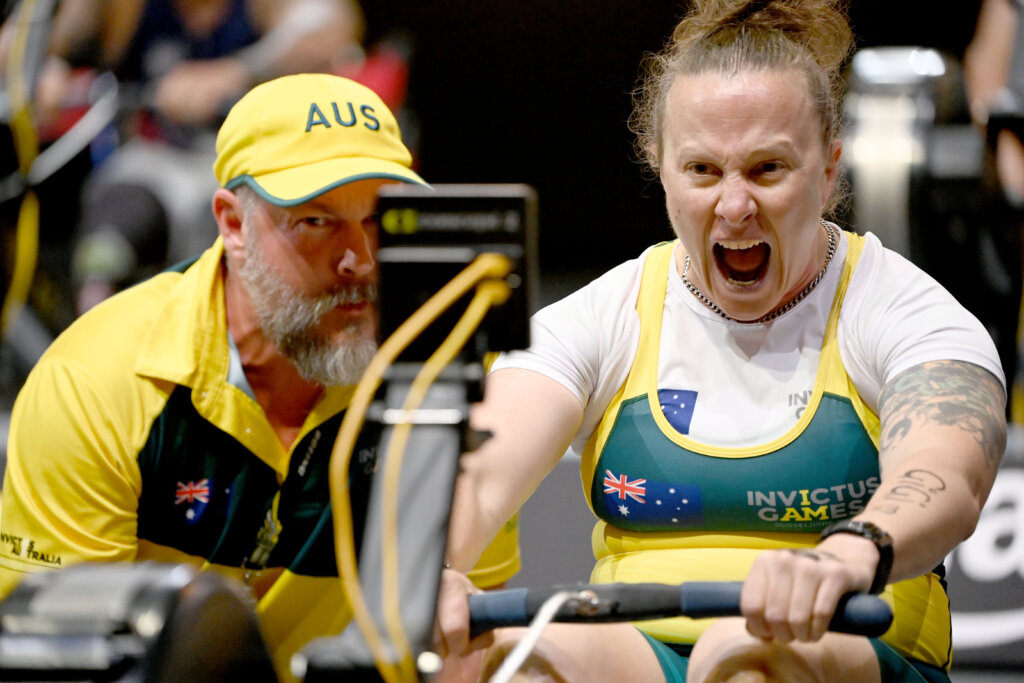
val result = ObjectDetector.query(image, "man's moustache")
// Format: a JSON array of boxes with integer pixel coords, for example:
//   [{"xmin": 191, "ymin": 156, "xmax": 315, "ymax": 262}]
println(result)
[{"xmin": 313, "ymin": 283, "xmax": 378, "ymax": 311}]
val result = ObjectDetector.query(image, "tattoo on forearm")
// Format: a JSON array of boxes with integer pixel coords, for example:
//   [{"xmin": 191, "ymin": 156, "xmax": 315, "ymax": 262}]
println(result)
[
  {"xmin": 879, "ymin": 360, "xmax": 1006, "ymax": 466},
  {"xmin": 875, "ymin": 469, "xmax": 947, "ymax": 514}
]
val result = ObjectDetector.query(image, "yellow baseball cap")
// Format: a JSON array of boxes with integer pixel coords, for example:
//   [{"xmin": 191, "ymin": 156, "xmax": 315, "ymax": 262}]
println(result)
[{"xmin": 213, "ymin": 73, "xmax": 427, "ymax": 206}]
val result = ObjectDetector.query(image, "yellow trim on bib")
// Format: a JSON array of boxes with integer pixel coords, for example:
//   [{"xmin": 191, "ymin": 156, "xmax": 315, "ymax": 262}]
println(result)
[{"xmin": 640, "ymin": 234, "xmax": 866, "ymax": 457}]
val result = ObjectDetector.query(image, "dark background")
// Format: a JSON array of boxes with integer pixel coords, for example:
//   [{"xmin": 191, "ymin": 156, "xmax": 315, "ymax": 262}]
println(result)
[{"xmin": 361, "ymin": 1, "xmax": 986, "ymax": 278}]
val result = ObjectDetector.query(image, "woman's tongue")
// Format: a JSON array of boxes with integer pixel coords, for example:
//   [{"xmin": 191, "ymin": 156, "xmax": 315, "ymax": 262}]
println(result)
[{"xmin": 715, "ymin": 242, "xmax": 770, "ymax": 285}]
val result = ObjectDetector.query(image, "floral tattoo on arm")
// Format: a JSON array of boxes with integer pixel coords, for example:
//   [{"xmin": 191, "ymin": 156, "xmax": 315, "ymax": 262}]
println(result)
[
  {"xmin": 874, "ymin": 361, "xmax": 1005, "ymax": 515},
  {"xmin": 879, "ymin": 360, "xmax": 1007, "ymax": 467}
]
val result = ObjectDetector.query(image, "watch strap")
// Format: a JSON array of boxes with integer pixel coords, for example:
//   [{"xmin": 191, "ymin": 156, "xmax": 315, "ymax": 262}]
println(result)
[{"xmin": 819, "ymin": 520, "xmax": 893, "ymax": 594}]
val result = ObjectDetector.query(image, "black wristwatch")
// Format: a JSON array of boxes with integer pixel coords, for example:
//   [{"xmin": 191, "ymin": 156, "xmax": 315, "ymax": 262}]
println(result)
[{"xmin": 819, "ymin": 520, "xmax": 894, "ymax": 594}]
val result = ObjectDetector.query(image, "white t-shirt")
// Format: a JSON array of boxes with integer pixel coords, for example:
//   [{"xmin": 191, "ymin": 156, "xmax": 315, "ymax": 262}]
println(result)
[{"xmin": 493, "ymin": 230, "xmax": 1005, "ymax": 452}]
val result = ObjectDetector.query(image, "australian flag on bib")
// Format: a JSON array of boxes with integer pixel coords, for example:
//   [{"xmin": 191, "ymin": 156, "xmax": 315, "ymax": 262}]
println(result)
[
  {"xmin": 601, "ymin": 467, "xmax": 703, "ymax": 528},
  {"xmin": 658, "ymin": 389, "xmax": 698, "ymax": 434}
]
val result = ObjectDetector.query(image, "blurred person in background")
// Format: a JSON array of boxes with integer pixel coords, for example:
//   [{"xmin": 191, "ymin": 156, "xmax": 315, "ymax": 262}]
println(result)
[
  {"xmin": 965, "ymin": 0, "xmax": 1024, "ymax": 203},
  {"xmin": 965, "ymin": 0, "xmax": 1024, "ymax": 421},
  {"xmin": 3, "ymin": 0, "xmax": 368, "ymax": 315}
]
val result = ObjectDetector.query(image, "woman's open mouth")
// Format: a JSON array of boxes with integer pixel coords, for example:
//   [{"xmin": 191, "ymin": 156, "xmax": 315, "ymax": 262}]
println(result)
[{"xmin": 714, "ymin": 240, "xmax": 770, "ymax": 286}]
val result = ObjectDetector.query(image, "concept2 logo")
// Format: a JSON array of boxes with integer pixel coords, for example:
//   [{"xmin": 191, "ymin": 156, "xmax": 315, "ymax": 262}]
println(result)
[{"xmin": 948, "ymin": 468, "xmax": 1024, "ymax": 650}]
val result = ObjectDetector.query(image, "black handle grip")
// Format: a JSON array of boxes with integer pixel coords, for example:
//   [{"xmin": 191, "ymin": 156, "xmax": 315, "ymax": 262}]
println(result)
[
  {"xmin": 678, "ymin": 581, "xmax": 893, "ymax": 637},
  {"xmin": 468, "ymin": 587, "xmax": 530, "ymax": 638},
  {"xmin": 468, "ymin": 581, "xmax": 892, "ymax": 639}
]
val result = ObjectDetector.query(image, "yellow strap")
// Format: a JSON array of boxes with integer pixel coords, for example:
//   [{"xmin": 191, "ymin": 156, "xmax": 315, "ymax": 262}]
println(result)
[
  {"xmin": 1, "ymin": 0, "xmax": 43, "ymax": 337},
  {"xmin": 579, "ymin": 242, "xmax": 676, "ymax": 506}
]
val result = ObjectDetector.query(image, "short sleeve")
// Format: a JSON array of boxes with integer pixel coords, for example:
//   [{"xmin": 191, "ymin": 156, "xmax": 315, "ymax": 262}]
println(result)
[{"xmin": 0, "ymin": 358, "xmax": 142, "ymax": 597}]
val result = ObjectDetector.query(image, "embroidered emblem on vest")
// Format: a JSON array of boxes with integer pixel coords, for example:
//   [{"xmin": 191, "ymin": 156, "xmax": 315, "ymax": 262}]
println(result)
[{"xmin": 176, "ymin": 478, "xmax": 212, "ymax": 525}]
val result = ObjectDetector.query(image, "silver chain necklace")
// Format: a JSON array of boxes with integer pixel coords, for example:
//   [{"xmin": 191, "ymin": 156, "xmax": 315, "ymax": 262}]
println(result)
[{"xmin": 681, "ymin": 220, "xmax": 838, "ymax": 324}]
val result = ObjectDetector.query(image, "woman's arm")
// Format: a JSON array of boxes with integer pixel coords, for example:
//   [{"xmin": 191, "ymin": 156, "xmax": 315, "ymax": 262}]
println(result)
[
  {"xmin": 435, "ymin": 367, "xmax": 583, "ymax": 663},
  {"xmin": 843, "ymin": 359, "xmax": 1005, "ymax": 581},
  {"xmin": 742, "ymin": 359, "xmax": 1006, "ymax": 642},
  {"xmin": 445, "ymin": 367, "xmax": 584, "ymax": 573},
  {"xmin": 963, "ymin": 0, "xmax": 1018, "ymax": 121}
]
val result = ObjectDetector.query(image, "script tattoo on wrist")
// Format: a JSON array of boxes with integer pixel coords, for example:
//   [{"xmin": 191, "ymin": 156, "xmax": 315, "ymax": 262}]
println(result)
[{"xmin": 879, "ymin": 360, "xmax": 1006, "ymax": 466}]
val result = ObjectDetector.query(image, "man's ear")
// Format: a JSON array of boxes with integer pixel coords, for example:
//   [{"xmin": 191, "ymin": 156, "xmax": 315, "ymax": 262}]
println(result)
[{"xmin": 213, "ymin": 188, "xmax": 246, "ymax": 261}]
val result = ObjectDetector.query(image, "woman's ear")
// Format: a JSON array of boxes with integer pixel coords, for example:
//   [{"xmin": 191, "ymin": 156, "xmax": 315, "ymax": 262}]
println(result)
[
  {"xmin": 822, "ymin": 139, "xmax": 842, "ymax": 205},
  {"xmin": 650, "ymin": 144, "xmax": 663, "ymax": 181}
]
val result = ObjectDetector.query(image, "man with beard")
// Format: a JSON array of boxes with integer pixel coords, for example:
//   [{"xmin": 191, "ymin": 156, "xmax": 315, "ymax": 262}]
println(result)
[{"xmin": 0, "ymin": 73, "xmax": 520, "ymax": 677}]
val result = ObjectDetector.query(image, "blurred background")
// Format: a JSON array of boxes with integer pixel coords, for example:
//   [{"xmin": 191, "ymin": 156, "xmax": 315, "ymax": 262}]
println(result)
[
  {"xmin": 1, "ymin": 0, "xmax": 1022, "ymax": 680},
  {"xmin": 361, "ymin": 0, "xmax": 983, "ymax": 275}
]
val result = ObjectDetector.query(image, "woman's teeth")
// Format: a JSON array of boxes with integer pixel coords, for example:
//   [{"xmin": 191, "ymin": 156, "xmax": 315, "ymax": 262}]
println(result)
[
  {"xmin": 719, "ymin": 239, "xmax": 764, "ymax": 249},
  {"xmin": 714, "ymin": 240, "xmax": 770, "ymax": 285}
]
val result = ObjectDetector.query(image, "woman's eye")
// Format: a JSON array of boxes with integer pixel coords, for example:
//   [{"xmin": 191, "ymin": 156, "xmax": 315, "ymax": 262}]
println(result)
[
  {"xmin": 758, "ymin": 161, "xmax": 783, "ymax": 174},
  {"xmin": 687, "ymin": 162, "xmax": 715, "ymax": 175}
]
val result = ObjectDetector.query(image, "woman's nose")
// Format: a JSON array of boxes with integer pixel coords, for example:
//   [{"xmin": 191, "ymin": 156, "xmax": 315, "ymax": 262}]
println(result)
[{"xmin": 715, "ymin": 177, "xmax": 757, "ymax": 226}]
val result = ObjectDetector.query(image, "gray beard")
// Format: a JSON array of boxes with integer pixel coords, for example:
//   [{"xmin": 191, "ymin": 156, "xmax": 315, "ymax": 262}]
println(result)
[{"xmin": 236, "ymin": 233, "xmax": 378, "ymax": 387}]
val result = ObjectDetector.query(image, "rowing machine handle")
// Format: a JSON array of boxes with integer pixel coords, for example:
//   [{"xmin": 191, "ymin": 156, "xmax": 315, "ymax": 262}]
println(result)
[{"xmin": 468, "ymin": 581, "xmax": 892, "ymax": 639}]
